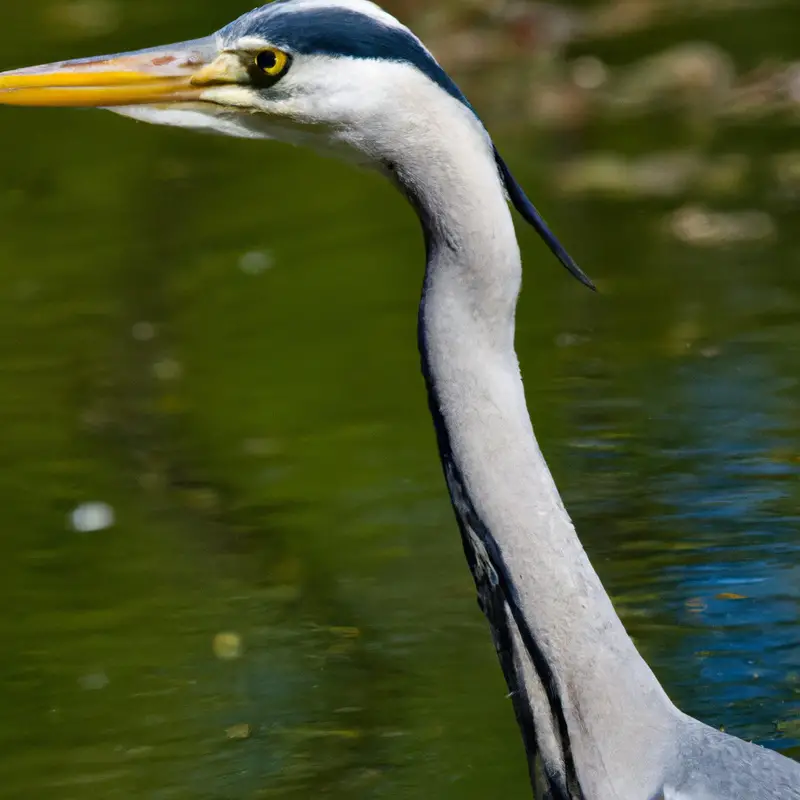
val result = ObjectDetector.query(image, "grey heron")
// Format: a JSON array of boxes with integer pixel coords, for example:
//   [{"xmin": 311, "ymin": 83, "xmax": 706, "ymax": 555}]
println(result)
[{"xmin": 0, "ymin": 2, "xmax": 797, "ymax": 797}]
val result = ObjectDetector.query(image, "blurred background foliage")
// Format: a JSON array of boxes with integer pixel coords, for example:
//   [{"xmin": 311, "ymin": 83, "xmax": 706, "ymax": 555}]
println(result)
[{"xmin": 0, "ymin": 0, "xmax": 797, "ymax": 797}]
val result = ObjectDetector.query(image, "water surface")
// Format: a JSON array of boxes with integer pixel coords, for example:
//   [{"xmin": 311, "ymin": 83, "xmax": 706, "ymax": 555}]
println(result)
[{"xmin": 0, "ymin": 1, "xmax": 797, "ymax": 797}]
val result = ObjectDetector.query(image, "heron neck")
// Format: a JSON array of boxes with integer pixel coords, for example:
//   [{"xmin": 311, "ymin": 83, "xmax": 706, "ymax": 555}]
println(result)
[{"xmin": 399, "ymin": 132, "xmax": 677, "ymax": 798}]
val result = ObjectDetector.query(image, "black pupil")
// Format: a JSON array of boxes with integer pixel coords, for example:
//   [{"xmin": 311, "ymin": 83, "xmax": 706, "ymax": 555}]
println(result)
[{"xmin": 257, "ymin": 51, "xmax": 278, "ymax": 71}]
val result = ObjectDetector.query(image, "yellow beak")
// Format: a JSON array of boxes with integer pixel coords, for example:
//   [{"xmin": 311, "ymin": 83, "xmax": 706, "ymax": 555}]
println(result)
[{"xmin": 0, "ymin": 36, "xmax": 225, "ymax": 107}]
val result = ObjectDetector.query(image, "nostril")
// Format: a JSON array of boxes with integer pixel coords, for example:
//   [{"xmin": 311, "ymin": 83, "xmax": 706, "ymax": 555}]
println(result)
[{"xmin": 189, "ymin": 54, "xmax": 247, "ymax": 87}]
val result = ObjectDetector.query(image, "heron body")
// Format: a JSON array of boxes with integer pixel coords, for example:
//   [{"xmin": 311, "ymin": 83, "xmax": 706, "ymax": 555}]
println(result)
[{"xmin": 0, "ymin": 2, "xmax": 797, "ymax": 797}]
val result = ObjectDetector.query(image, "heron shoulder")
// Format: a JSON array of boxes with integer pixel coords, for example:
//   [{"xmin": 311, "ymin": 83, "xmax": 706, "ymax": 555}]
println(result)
[{"xmin": 664, "ymin": 718, "xmax": 800, "ymax": 800}]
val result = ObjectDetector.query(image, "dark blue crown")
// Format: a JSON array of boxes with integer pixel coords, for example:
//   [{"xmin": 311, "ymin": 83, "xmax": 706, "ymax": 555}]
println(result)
[{"xmin": 220, "ymin": 4, "xmax": 471, "ymax": 111}]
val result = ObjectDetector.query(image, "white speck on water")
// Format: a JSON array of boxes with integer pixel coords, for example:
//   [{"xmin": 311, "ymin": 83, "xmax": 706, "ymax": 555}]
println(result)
[
  {"xmin": 132, "ymin": 321, "xmax": 156, "ymax": 341},
  {"xmin": 242, "ymin": 437, "xmax": 281, "ymax": 457},
  {"xmin": 153, "ymin": 357, "xmax": 183, "ymax": 381},
  {"xmin": 213, "ymin": 632, "xmax": 243, "ymax": 660},
  {"xmin": 572, "ymin": 56, "xmax": 608, "ymax": 90},
  {"xmin": 239, "ymin": 250, "xmax": 274, "ymax": 275},
  {"xmin": 555, "ymin": 332, "xmax": 582, "ymax": 348},
  {"xmin": 69, "ymin": 502, "xmax": 115, "ymax": 533},
  {"xmin": 79, "ymin": 671, "xmax": 109, "ymax": 691}
]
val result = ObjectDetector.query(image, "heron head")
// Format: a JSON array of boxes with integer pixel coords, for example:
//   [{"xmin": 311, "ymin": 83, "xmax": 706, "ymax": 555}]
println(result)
[
  {"xmin": 0, "ymin": 0, "xmax": 471, "ymax": 161},
  {"xmin": 0, "ymin": 0, "xmax": 594, "ymax": 288}
]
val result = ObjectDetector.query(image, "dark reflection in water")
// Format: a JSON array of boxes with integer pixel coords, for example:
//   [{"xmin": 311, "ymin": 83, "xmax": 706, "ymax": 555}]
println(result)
[{"xmin": 0, "ymin": 0, "xmax": 797, "ymax": 797}]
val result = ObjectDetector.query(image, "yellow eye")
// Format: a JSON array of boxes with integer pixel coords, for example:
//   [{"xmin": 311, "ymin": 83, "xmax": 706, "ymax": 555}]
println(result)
[{"xmin": 255, "ymin": 48, "xmax": 289, "ymax": 77}]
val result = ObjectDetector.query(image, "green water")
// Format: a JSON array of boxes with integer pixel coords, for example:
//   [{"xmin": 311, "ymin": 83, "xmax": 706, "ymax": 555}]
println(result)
[{"xmin": 0, "ymin": 1, "xmax": 797, "ymax": 797}]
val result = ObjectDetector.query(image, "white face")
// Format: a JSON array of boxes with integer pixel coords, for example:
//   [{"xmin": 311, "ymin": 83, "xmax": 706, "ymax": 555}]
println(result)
[{"xmin": 114, "ymin": 46, "xmax": 472, "ymax": 169}]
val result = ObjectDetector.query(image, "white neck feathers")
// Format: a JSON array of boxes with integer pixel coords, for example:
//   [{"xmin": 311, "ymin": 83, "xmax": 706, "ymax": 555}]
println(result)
[{"xmin": 396, "ymin": 85, "xmax": 679, "ymax": 799}]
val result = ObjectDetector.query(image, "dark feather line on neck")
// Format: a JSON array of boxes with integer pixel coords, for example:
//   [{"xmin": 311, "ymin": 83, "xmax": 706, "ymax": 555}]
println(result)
[{"xmin": 417, "ymin": 283, "xmax": 585, "ymax": 800}]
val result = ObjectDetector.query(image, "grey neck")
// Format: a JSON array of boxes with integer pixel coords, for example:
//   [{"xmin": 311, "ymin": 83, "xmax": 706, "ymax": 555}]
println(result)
[{"xmin": 392, "ymin": 122, "xmax": 680, "ymax": 799}]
